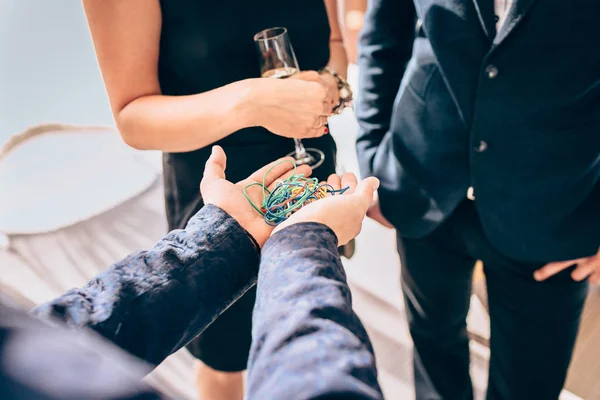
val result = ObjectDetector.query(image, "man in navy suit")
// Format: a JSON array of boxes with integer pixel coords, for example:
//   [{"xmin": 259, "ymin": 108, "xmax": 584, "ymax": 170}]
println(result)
[{"xmin": 356, "ymin": 0, "xmax": 599, "ymax": 398}]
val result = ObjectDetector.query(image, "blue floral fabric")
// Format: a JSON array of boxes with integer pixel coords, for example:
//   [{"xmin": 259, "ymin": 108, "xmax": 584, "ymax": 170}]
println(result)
[
  {"xmin": 32, "ymin": 204, "xmax": 260, "ymax": 366},
  {"xmin": 0, "ymin": 205, "xmax": 383, "ymax": 399},
  {"xmin": 249, "ymin": 223, "xmax": 383, "ymax": 400}
]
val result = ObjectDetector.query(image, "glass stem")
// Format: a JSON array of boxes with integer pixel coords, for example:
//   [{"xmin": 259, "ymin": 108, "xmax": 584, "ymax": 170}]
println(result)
[{"xmin": 293, "ymin": 138, "xmax": 307, "ymax": 159}]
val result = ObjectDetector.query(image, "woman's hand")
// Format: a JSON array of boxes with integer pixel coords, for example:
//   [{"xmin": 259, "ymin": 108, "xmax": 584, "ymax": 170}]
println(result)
[
  {"xmin": 200, "ymin": 146, "xmax": 311, "ymax": 246},
  {"xmin": 273, "ymin": 173, "xmax": 380, "ymax": 246},
  {"xmin": 294, "ymin": 71, "xmax": 338, "ymax": 109},
  {"xmin": 246, "ymin": 72, "xmax": 333, "ymax": 139}
]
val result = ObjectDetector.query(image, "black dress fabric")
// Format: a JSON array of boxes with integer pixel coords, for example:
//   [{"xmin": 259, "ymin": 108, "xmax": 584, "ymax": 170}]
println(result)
[{"xmin": 157, "ymin": 0, "xmax": 337, "ymax": 370}]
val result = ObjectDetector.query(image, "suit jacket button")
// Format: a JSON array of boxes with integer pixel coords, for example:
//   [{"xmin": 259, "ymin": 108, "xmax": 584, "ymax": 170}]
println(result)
[
  {"xmin": 485, "ymin": 65, "xmax": 499, "ymax": 79},
  {"xmin": 467, "ymin": 187, "xmax": 476, "ymax": 200},
  {"xmin": 475, "ymin": 141, "xmax": 488, "ymax": 153}
]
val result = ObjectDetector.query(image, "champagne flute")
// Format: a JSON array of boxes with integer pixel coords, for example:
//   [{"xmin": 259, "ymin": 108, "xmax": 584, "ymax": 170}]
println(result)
[{"xmin": 254, "ymin": 27, "xmax": 325, "ymax": 169}]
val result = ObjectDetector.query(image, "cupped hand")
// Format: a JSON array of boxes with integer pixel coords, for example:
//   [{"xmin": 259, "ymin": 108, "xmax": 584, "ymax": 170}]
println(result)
[
  {"xmin": 273, "ymin": 173, "xmax": 380, "ymax": 246},
  {"xmin": 249, "ymin": 71, "xmax": 333, "ymax": 139},
  {"xmin": 200, "ymin": 146, "xmax": 311, "ymax": 246}
]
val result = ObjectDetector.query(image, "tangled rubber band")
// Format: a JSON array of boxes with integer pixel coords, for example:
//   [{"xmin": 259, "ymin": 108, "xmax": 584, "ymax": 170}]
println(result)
[{"xmin": 243, "ymin": 159, "xmax": 349, "ymax": 226}]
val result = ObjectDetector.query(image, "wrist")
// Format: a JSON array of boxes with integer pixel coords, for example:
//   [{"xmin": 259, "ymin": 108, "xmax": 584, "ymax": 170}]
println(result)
[
  {"xmin": 232, "ymin": 79, "xmax": 263, "ymax": 129},
  {"xmin": 203, "ymin": 204, "xmax": 262, "ymax": 251},
  {"xmin": 327, "ymin": 42, "xmax": 349, "ymax": 79},
  {"xmin": 268, "ymin": 222, "xmax": 338, "ymax": 252}
]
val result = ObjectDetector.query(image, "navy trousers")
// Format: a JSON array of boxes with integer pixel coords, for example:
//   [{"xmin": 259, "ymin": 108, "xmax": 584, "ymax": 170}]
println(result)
[{"xmin": 398, "ymin": 200, "xmax": 589, "ymax": 400}]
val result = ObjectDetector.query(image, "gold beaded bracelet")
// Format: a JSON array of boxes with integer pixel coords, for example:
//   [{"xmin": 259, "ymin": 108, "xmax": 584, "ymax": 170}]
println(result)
[{"xmin": 320, "ymin": 67, "xmax": 353, "ymax": 115}]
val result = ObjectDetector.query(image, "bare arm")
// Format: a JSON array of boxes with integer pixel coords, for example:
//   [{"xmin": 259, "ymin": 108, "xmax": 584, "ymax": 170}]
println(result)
[
  {"xmin": 81, "ymin": 0, "xmax": 258, "ymax": 152},
  {"xmin": 82, "ymin": 0, "xmax": 330, "ymax": 152},
  {"xmin": 324, "ymin": 0, "xmax": 349, "ymax": 79}
]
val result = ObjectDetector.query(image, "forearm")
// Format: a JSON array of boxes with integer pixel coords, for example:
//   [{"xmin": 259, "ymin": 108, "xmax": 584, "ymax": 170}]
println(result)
[
  {"xmin": 248, "ymin": 223, "xmax": 382, "ymax": 400},
  {"xmin": 117, "ymin": 80, "xmax": 256, "ymax": 153},
  {"xmin": 328, "ymin": 41, "xmax": 349, "ymax": 79},
  {"xmin": 325, "ymin": 0, "xmax": 349, "ymax": 78},
  {"xmin": 32, "ymin": 205, "xmax": 260, "ymax": 365},
  {"xmin": 82, "ymin": 0, "xmax": 257, "ymax": 153}
]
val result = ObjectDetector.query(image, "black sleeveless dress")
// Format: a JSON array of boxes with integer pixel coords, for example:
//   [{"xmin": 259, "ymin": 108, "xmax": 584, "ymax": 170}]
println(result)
[{"xmin": 158, "ymin": 0, "xmax": 337, "ymax": 370}]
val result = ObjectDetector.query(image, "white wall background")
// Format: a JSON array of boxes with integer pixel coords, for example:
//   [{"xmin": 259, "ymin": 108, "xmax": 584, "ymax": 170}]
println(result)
[{"xmin": 0, "ymin": 0, "xmax": 114, "ymax": 142}]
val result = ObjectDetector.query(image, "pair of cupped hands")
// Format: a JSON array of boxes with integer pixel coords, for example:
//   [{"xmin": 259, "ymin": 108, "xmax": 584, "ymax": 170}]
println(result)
[{"xmin": 201, "ymin": 146, "xmax": 379, "ymax": 248}]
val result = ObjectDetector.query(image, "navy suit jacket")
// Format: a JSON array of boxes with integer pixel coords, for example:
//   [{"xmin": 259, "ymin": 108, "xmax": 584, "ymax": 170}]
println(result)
[{"xmin": 356, "ymin": 0, "xmax": 599, "ymax": 262}]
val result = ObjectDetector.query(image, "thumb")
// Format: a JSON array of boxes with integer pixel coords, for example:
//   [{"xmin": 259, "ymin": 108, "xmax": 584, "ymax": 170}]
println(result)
[
  {"xmin": 203, "ymin": 146, "xmax": 227, "ymax": 183},
  {"xmin": 353, "ymin": 177, "xmax": 380, "ymax": 212}
]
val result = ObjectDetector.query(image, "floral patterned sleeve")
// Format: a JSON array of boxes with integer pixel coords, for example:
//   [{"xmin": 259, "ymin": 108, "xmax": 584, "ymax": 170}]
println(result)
[
  {"xmin": 248, "ymin": 222, "xmax": 383, "ymax": 400},
  {"xmin": 32, "ymin": 204, "xmax": 260, "ymax": 366}
]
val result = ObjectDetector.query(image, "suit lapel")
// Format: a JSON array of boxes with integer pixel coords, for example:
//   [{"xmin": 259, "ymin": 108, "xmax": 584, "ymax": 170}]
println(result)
[
  {"xmin": 494, "ymin": 0, "xmax": 538, "ymax": 45},
  {"xmin": 472, "ymin": 0, "xmax": 497, "ymax": 40}
]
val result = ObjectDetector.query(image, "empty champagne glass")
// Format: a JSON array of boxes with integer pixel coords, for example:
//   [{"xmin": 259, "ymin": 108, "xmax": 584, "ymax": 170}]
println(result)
[{"xmin": 254, "ymin": 27, "xmax": 325, "ymax": 169}]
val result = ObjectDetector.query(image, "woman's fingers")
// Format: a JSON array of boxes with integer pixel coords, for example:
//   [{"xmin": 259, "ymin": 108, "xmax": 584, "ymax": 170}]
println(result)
[
  {"xmin": 310, "ymin": 125, "xmax": 329, "ymax": 138},
  {"xmin": 309, "ymin": 116, "xmax": 329, "ymax": 137},
  {"xmin": 319, "ymin": 72, "xmax": 339, "ymax": 106},
  {"xmin": 312, "ymin": 115, "xmax": 328, "ymax": 129}
]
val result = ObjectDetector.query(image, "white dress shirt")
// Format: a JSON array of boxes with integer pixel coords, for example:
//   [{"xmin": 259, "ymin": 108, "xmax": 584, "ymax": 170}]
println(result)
[{"xmin": 495, "ymin": 0, "xmax": 514, "ymax": 30}]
